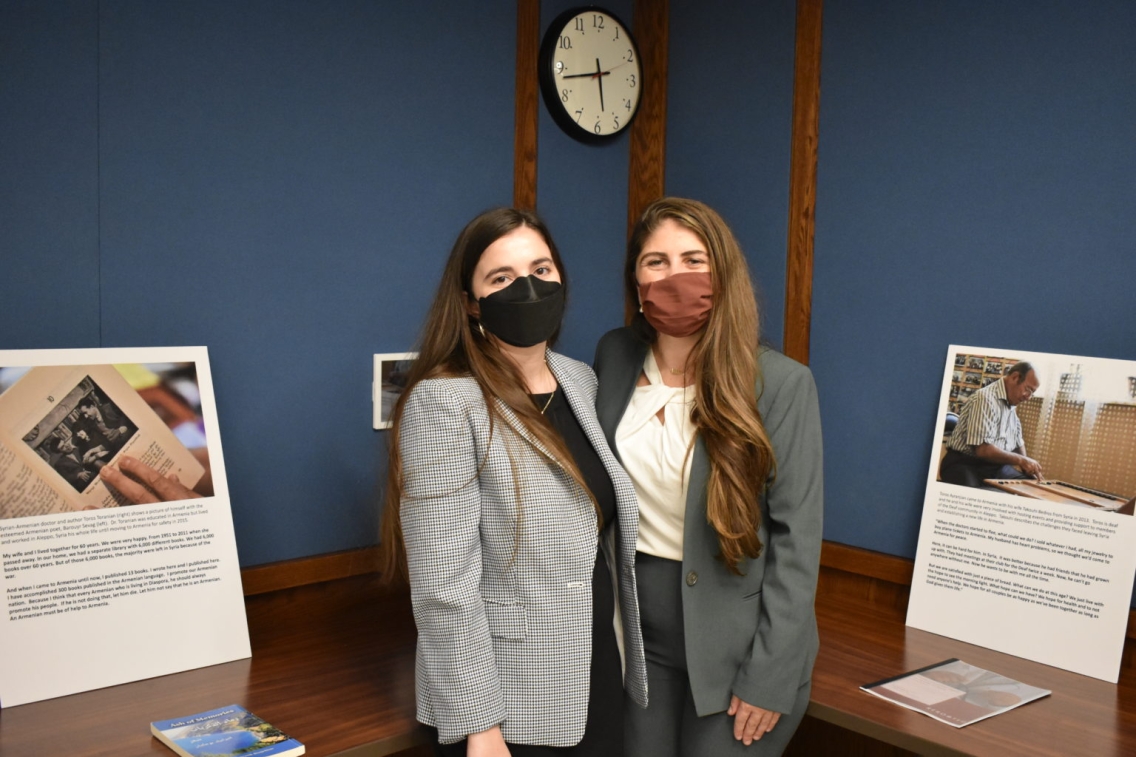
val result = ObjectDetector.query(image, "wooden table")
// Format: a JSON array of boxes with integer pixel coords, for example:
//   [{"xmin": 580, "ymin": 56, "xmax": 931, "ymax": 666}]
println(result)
[
  {"xmin": 4, "ymin": 571, "xmax": 1134, "ymax": 756},
  {"xmin": 809, "ymin": 592, "xmax": 1136, "ymax": 756},
  {"xmin": 0, "ymin": 575, "xmax": 430, "ymax": 757}
]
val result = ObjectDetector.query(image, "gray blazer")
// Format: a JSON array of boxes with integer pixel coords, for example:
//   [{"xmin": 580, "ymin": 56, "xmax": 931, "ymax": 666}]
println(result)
[
  {"xmin": 399, "ymin": 350, "xmax": 648, "ymax": 746},
  {"xmin": 594, "ymin": 327, "xmax": 823, "ymax": 717}
]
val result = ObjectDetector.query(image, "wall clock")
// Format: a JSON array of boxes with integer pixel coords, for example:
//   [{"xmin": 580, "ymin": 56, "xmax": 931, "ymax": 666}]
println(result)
[{"xmin": 538, "ymin": 6, "xmax": 642, "ymax": 143}]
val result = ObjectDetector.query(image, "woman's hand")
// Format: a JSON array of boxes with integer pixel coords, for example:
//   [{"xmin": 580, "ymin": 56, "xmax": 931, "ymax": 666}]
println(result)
[
  {"xmin": 466, "ymin": 725, "xmax": 511, "ymax": 757},
  {"xmin": 728, "ymin": 695, "xmax": 781, "ymax": 746}
]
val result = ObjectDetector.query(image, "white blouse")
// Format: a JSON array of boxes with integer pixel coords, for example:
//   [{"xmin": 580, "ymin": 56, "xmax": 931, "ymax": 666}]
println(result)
[{"xmin": 615, "ymin": 349, "xmax": 696, "ymax": 560}]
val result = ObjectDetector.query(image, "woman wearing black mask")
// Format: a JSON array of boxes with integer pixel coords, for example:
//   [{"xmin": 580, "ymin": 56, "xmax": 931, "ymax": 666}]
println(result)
[
  {"xmin": 594, "ymin": 198, "xmax": 823, "ymax": 756},
  {"xmin": 380, "ymin": 208, "xmax": 647, "ymax": 757}
]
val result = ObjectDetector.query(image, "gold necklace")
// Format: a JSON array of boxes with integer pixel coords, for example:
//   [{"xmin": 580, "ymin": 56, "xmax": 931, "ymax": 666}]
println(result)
[
  {"xmin": 654, "ymin": 347, "xmax": 688, "ymax": 376},
  {"xmin": 538, "ymin": 389, "xmax": 555, "ymax": 414}
]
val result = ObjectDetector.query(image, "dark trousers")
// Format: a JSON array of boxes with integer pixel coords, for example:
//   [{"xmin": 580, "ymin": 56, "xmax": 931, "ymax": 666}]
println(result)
[
  {"xmin": 939, "ymin": 448, "xmax": 1031, "ymax": 489},
  {"xmin": 625, "ymin": 553, "xmax": 809, "ymax": 757}
]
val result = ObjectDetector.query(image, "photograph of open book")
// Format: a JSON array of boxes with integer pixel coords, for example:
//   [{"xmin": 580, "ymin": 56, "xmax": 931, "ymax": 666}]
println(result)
[
  {"xmin": 0, "ymin": 362, "xmax": 209, "ymax": 520},
  {"xmin": 861, "ymin": 658, "xmax": 1050, "ymax": 727}
]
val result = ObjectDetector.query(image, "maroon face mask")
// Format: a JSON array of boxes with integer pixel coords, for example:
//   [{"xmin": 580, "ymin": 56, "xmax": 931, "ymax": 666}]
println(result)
[{"xmin": 638, "ymin": 272, "xmax": 713, "ymax": 337}]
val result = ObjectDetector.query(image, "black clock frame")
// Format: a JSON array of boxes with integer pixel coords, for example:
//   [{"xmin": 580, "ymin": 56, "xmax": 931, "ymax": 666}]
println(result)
[{"xmin": 538, "ymin": 6, "xmax": 642, "ymax": 144}]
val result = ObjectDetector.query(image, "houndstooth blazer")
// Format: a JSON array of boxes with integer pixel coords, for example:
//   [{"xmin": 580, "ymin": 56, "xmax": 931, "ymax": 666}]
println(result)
[{"xmin": 398, "ymin": 350, "xmax": 648, "ymax": 746}]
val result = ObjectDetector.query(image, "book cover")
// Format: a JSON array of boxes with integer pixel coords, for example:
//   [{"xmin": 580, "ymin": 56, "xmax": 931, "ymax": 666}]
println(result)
[
  {"xmin": 861, "ymin": 658, "xmax": 1051, "ymax": 728},
  {"xmin": 151, "ymin": 704, "xmax": 304, "ymax": 757}
]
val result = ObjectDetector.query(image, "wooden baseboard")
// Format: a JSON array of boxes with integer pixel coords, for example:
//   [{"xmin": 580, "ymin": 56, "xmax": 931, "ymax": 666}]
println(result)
[
  {"xmin": 238, "ymin": 540, "xmax": 1136, "ymax": 640},
  {"xmin": 820, "ymin": 541, "xmax": 1136, "ymax": 642},
  {"xmin": 240, "ymin": 545, "xmax": 380, "ymax": 596},
  {"xmin": 821, "ymin": 541, "xmax": 915, "ymax": 586}
]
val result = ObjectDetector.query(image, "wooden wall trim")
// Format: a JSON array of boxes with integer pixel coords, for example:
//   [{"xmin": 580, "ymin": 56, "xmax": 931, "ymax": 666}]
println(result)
[
  {"xmin": 513, "ymin": 0, "xmax": 540, "ymax": 210},
  {"xmin": 782, "ymin": 0, "xmax": 823, "ymax": 364},
  {"xmin": 821, "ymin": 540, "xmax": 914, "ymax": 587},
  {"xmin": 626, "ymin": 0, "xmax": 669, "ymax": 227},
  {"xmin": 240, "ymin": 545, "xmax": 380, "ymax": 596},
  {"xmin": 821, "ymin": 541, "xmax": 1136, "ymax": 642},
  {"xmin": 624, "ymin": 0, "xmax": 669, "ymax": 325},
  {"xmin": 239, "ymin": 540, "xmax": 1136, "ymax": 643}
]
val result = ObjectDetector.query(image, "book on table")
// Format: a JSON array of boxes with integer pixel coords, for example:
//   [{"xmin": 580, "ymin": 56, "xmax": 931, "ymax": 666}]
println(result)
[
  {"xmin": 861, "ymin": 658, "xmax": 1050, "ymax": 728},
  {"xmin": 150, "ymin": 704, "xmax": 304, "ymax": 757}
]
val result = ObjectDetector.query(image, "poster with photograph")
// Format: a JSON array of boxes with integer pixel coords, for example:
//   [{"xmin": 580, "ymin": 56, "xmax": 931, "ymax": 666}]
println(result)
[
  {"xmin": 908, "ymin": 345, "xmax": 1136, "ymax": 682},
  {"xmin": 0, "ymin": 347, "xmax": 249, "ymax": 706},
  {"xmin": 373, "ymin": 352, "xmax": 417, "ymax": 430}
]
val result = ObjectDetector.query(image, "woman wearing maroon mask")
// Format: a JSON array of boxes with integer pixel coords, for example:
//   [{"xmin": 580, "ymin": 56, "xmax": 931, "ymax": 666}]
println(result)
[
  {"xmin": 381, "ymin": 208, "xmax": 647, "ymax": 756},
  {"xmin": 594, "ymin": 197, "xmax": 823, "ymax": 756}
]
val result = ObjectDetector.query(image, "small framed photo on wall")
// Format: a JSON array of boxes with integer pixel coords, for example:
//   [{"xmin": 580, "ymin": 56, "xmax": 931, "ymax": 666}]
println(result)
[{"xmin": 373, "ymin": 353, "xmax": 418, "ymax": 430}]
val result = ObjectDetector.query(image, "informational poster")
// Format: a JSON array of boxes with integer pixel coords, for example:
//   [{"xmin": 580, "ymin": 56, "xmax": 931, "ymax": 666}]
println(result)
[
  {"xmin": 908, "ymin": 345, "xmax": 1136, "ymax": 682},
  {"xmin": 0, "ymin": 347, "xmax": 249, "ymax": 706}
]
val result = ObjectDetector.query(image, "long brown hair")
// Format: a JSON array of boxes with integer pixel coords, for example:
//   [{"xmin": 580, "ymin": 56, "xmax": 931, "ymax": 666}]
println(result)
[
  {"xmin": 379, "ymin": 208, "xmax": 597, "ymax": 583},
  {"xmin": 625, "ymin": 197, "xmax": 775, "ymax": 574}
]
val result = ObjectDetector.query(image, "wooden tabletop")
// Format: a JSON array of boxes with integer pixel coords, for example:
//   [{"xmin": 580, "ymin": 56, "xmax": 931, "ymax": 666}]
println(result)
[
  {"xmin": 0, "ymin": 574, "xmax": 429, "ymax": 757},
  {"xmin": 811, "ymin": 593, "xmax": 1136, "ymax": 756},
  {"xmin": 4, "ymin": 571, "xmax": 1134, "ymax": 756}
]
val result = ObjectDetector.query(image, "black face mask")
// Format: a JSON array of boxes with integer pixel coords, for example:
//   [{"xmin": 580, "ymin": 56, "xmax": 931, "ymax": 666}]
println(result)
[{"xmin": 477, "ymin": 275, "xmax": 565, "ymax": 348}]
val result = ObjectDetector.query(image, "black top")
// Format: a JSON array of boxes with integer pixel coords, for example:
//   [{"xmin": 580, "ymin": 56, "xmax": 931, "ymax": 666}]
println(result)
[
  {"xmin": 537, "ymin": 387, "xmax": 617, "ymax": 529},
  {"xmin": 532, "ymin": 385, "xmax": 622, "ymax": 756}
]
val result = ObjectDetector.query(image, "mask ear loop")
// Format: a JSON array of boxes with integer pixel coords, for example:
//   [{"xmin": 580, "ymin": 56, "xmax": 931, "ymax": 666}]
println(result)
[{"xmin": 477, "ymin": 321, "xmax": 487, "ymax": 339}]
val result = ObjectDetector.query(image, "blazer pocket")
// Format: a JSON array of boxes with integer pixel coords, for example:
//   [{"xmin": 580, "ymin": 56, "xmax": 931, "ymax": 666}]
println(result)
[{"xmin": 484, "ymin": 600, "xmax": 527, "ymax": 640}]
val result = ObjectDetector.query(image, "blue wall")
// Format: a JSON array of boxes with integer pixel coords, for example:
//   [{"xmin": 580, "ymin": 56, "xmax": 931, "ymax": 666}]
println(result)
[
  {"xmin": 4, "ymin": 1, "xmax": 1134, "ymax": 580},
  {"xmin": 1, "ymin": 0, "xmax": 100, "ymax": 348},
  {"xmin": 1, "ymin": 0, "xmax": 516, "ymax": 565},
  {"xmin": 811, "ymin": 0, "xmax": 1136, "ymax": 560},
  {"xmin": 536, "ymin": 0, "xmax": 636, "ymax": 363},
  {"xmin": 665, "ymin": 0, "xmax": 798, "ymax": 349}
]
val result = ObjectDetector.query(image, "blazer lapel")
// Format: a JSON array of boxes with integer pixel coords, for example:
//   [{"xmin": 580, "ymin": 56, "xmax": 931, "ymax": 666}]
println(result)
[
  {"xmin": 492, "ymin": 397, "xmax": 559, "ymax": 464},
  {"xmin": 595, "ymin": 338, "xmax": 647, "ymax": 460}
]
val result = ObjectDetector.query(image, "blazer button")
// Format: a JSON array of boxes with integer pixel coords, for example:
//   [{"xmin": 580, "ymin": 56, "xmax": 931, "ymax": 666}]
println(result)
[{"xmin": 686, "ymin": 571, "xmax": 698, "ymax": 587}]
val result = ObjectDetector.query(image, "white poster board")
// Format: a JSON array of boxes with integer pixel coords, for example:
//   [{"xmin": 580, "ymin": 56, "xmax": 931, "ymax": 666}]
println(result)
[
  {"xmin": 908, "ymin": 345, "xmax": 1136, "ymax": 682},
  {"xmin": 0, "ymin": 347, "xmax": 250, "ymax": 706}
]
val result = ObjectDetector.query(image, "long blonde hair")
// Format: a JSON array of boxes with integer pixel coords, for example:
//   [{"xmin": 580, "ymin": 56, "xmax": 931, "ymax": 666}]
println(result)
[
  {"xmin": 379, "ymin": 208, "xmax": 597, "ymax": 583},
  {"xmin": 626, "ymin": 197, "xmax": 775, "ymax": 574}
]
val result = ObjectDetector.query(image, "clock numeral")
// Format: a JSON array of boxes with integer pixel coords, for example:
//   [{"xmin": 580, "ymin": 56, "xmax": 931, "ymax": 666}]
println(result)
[
  {"xmin": 574, "ymin": 17, "xmax": 584, "ymax": 32},
  {"xmin": 561, "ymin": 88, "xmax": 570, "ymax": 103},
  {"xmin": 594, "ymin": 119, "xmax": 603, "ymax": 135},
  {"xmin": 625, "ymin": 48, "xmax": 634, "ymax": 63},
  {"xmin": 627, "ymin": 74, "xmax": 636, "ymax": 88},
  {"xmin": 574, "ymin": 109, "xmax": 583, "ymax": 123},
  {"xmin": 613, "ymin": 27, "xmax": 620, "ymax": 40},
  {"xmin": 558, "ymin": 35, "xmax": 572, "ymax": 50},
  {"xmin": 555, "ymin": 61, "xmax": 564, "ymax": 74},
  {"xmin": 613, "ymin": 115, "xmax": 620, "ymax": 130},
  {"xmin": 592, "ymin": 14, "xmax": 605, "ymax": 30},
  {"xmin": 623, "ymin": 98, "xmax": 631, "ymax": 111}
]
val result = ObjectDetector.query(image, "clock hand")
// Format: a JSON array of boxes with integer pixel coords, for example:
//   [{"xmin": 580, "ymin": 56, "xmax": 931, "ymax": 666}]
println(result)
[
  {"xmin": 596, "ymin": 57, "xmax": 605, "ymax": 112},
  {"xmin": 562, "ymin": 71, "xmax": 611, "ymax": 79}
]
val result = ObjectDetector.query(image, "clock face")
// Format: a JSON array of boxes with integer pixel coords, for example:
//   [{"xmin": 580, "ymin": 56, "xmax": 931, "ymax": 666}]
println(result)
[{"xmin": 539, "ymin": 7, "xmax": 642, "ymax": 142}]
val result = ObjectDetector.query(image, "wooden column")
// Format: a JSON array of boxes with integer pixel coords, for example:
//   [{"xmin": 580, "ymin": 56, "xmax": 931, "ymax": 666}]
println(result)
[
  {"xmin": 783, "ymin": 0, "xmax": 823, "ymax": 364},
  {"xmin": 624, "ymin": 0, "xmax": 669, "ymax": 324},
  {"xmin": 514, "ymin": 0, "xmax": 540, "ymax": 210},
  {"xmin": 627, "ymin": 0, "xmax": 669, "ymax": 234}
]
